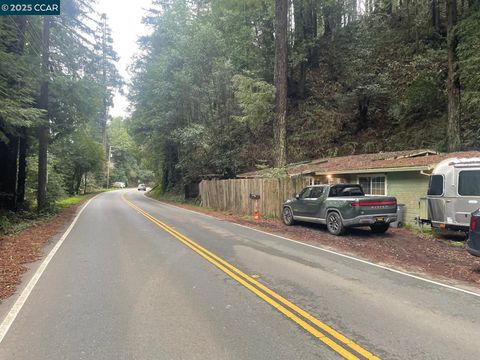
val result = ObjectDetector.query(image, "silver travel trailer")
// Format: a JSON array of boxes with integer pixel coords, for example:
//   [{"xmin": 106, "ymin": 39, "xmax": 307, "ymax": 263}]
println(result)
[{"xmin": 425, "ymin": 157, "xmax": 480, "ymax": 232}]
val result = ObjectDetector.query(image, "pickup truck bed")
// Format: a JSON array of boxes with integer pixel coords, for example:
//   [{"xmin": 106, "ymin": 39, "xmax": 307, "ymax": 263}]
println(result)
[{"xmin": 282, "ymin": 184, "xmax": 398, "ymax": 235}]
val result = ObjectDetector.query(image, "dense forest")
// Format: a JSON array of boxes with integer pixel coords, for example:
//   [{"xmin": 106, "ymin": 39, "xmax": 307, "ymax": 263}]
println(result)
[
  {"xmin": 129, "ymin": 0, "xmax": 480, "ymax": 193},
  {"xmin": 0, "ymin": 0, "xmax": 150, "ymax": 214},
  {"xmin": 1, "ymin": 0, "xmax": 480, "ymax": 212}
]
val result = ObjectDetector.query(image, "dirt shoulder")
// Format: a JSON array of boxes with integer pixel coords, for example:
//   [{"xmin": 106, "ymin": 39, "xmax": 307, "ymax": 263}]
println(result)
[
  {"xmin": 0, "ymin": 198, "xmax": 91, "ymax": 302},
  {"xmin": 154, "ymin": 198, "xmax": 480, "ymax": 288}
]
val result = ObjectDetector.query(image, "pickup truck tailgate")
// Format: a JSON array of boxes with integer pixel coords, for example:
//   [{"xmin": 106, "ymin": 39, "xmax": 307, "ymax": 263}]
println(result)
[{"xmin": 351, "ymin": 196, "xmax": 397, "ymax": 215}]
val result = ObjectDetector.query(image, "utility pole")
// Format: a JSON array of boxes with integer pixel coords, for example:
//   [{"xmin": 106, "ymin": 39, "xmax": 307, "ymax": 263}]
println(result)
[{"xmin": 37, "ymin": 16, "xmax": 51, "ymax": 212}]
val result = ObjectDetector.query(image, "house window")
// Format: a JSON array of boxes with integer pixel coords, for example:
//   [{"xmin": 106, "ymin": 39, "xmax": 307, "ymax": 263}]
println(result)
[
  {"xmin": 310, "ymin": 178, "xmax": 324, "ymax": 185},
  {"xmin": 358, "ymin": 175, "xmax": 386, "ymax": 195}
]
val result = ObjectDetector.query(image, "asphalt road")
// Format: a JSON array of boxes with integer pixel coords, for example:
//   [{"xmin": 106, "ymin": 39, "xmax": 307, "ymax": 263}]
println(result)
[{"xmin": 1, "ymin": 190, "xmax": 480, "ymax": 359}]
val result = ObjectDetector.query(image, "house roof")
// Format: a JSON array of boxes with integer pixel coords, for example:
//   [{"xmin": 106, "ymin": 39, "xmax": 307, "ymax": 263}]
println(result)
[{"xmin": 238, "ymin": 149, "xmax": 480, "ymax": 178}]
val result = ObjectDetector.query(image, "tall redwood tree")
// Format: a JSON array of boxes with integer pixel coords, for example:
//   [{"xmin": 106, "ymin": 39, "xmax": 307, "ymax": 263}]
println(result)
[
  {"xmin": 446, "ymin": 0, "xmax": 461, "ymax": 151},
  {"xmin": 37, "ymin": 16, "xmax": 51, "ymax": 211},
  {"xmin": 274, "ymin": 0, "xmax": 288, "ymax": 168}
]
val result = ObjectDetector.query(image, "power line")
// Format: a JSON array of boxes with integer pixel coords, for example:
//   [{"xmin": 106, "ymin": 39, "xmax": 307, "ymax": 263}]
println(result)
[
  {"xmin": 26, "ymin": 25, "xmax": 43, "ymax": 47},
  {"xmin": 24, "ymin": 30, "xmax": 43, "ymax": 58},
  {"xmin": 55, "ymin": 19, "xmax": 98, "ymax": 54},
  {"xmin": 7, "ymin": 16, "xmax": 43, "ymax": 59}
]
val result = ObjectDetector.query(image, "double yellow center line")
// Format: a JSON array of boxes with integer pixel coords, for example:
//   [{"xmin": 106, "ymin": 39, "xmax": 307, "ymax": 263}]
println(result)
[{"xmin": 121, "ymin": 193, "xmax": 380, "ymax": 360}]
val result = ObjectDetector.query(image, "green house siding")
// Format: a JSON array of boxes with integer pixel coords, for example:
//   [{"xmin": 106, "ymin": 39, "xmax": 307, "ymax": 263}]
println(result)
[{"xmin": 386, "ymin": 172, "xmax": 429, "ymax": 225}]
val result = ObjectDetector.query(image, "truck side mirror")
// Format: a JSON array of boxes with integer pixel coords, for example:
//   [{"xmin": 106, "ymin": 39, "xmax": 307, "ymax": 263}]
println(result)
[{"xmin": 295, "ymin": 193, "xmax": 300, "ymax": 199}]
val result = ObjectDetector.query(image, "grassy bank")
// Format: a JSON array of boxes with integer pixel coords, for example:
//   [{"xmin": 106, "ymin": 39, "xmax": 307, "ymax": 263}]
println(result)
[
  {"xmin": 147, "ymin": 187, "xmax": 200, "ymax": 206},
  {"xmin": 0, "ymin": 191, "xmax": 105, "ymax": 236}
]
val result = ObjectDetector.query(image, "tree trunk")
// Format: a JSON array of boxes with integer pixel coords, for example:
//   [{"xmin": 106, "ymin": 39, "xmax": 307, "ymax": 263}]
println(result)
[
  {"xmin": 75, "ymin": 174, "xmax": 82, "ymax": 195},
  {"xmin": 298, "ymin": 63, "xmax": 306, "ymax": 98},
  {"xmin": 323, "ymin": 2, "xmax": 334, "ymax": 39},
  {"xmin": 305, "ymin": 0, "xmax": 318, "ymax": 67},
  {"xmin": 293, "ymin": 0, "xmax": 317, "ymax": 97},
  {"xmin": 101, "ymin": 13, "xmax": 108, "ymax": 153},
  {"xmin": 0, "ymin": 136, "xmax": 19, "ymax": 210},
  {"xmin": 351, "ymin": 0, "xmax": 358, "ymax": 21},
  {"xmin": 385, "ymin": 0, "xmax": 393, "ymax": 14},
  {"xmin": 15, "ymin": 16, "xmax": 27, "ymax": 210},
  {"xmin": 293, "ymin": 0, "xmax": 305, "ymax": 98},
  {"xmin": 431, "ymin": 0, "xmax": 440, "ymax": 29},
  {"xmin": 357, "ymin": 95, "xmax": 370, "ymax": 132},
  {"xmin": 446, "ymin": 0, "xmax": 461, "ymax": 151},
  {"xmin": 0, "ymin": 16, "xmax": 28, "ymax": 211},
  {"xmin": 274, "ymin": 0, "xmax": 288, "ymax": 168},
  {"xmin": 70, "ymin": 172, "xmax": 78, "ymax": 195},
  {"xmin": 365, "ymin": 0, "xmax": 373, "ymax": 15},
  {"xmin": 37, "ymin": 17, "xmax": 51, "ymax": 212},
  {"xmin": 16, "ymin": 132, "xmax": 28, "ymax": 209}
]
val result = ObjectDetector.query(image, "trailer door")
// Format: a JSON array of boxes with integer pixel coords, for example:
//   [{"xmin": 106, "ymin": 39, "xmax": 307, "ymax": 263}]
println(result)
[
  {"xmin": 456, "ymin": 170, "xmax": 480, "ymax": 226},
  {"xmin": 427, "ymin": 175, "xmax": 445, "ymax": 224}
]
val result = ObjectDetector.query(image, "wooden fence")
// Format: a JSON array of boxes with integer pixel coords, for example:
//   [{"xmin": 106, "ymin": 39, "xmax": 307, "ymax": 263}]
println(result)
[{"xmin": 199, "ymin": 177, "xmax": 310, "ymax": 219}]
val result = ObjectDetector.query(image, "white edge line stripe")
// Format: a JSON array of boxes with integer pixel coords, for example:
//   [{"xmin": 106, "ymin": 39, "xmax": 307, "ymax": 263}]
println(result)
[
  {"xmin": 0, "ymin": 195, "xmax": 98, "ymax": 344},
  {"xmin": 142, "ymin": 193, "xmax": 480, "ymax": 298}
]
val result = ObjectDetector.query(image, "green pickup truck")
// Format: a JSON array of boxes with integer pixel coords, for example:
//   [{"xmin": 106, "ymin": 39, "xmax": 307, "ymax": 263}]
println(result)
[{"xmin": 282, "ymin": 184, "xmax": 397, "ymax": 235}]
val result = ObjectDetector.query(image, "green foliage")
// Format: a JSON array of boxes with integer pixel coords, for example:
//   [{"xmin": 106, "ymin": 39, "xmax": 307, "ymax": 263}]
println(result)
[
  {"xmin": 127, "ymin": 1, "xmax": 480, "ymax": 194},
  {"xmin": 147, "ymin": 185, "xmax": 201, "ymax": 205},
  {"xmin": 389, "ymin": 76, "xmax": 446, "ymax": 125},
  {"xmin": 56, "ymin": 194, "xmax": 89, "ymax": 209},
  {"xmin": 457, "ymin": 8, "xmax": 480, "ymax": 148},
  {"xmin": 286, "ymin": 1, "xmax": 464, "ymax": 159},
  {"xmin": 0, "ymin": 2, "xmax": 122, "ymax": 212},
  {"xmin": 0, "ymin": 17, "xmax": 43, "ymax": 143},
  {"xmin": 254, "ymin": 166, "xmax": 289, "ymax": 178},
  {"xmin": 129, "ymin": 0, "xmax": 274, "ymax": 189},
  {"xmin": 25, "ymin": 153, "xmax": 68, "ymax": 208},
  {"xmin": 107, "ymin": 117, "xmax": 154, "ymax": 185},
  {"xmin": 232, "ymin": 75, "xmax": 275, "ymax": 129},
  {"xmin": 0, "ymin": 210, "xmax": 50, "ymax": 235},
  {"xmin": 52, "ymin": 129, "xmax": 104, "ymax": 195},
  {"xmin": 0, "ymin": 191, "xmax": 96, "ymax": 235}
]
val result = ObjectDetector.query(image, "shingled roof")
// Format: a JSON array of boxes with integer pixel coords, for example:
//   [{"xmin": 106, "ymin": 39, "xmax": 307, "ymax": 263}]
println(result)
[{"xmin": 238, "ymin": 149, "xmax": 480, "ymax": 178}]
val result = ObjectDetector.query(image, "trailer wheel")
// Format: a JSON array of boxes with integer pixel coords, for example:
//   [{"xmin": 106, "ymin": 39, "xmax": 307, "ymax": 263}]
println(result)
[
  {"xmin": 327, "ymin": 212, "xmax": 345, "ymax": 236},
  {"xmin": 370, "ymin": 223, "xmax": 390, "ymax": 234}
]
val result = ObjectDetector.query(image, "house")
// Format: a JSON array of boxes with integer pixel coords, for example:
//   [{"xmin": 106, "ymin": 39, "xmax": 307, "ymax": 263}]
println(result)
[{"xmin": 238, "ymin": 149, "xmax": 480, "ymax": 225}]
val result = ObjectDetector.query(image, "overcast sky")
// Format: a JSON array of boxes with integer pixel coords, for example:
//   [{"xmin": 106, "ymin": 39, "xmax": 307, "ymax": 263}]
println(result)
[{"xmin": 95, "ymin": 0, "xmax": 153, "ymax": 118}]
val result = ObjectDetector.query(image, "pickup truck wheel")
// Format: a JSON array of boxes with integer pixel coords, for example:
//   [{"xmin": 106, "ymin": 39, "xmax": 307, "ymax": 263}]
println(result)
[
  {"xmin": 370, "ymin": 223, "xmax": 390, "ymax": 234},
  {"xmin": 282, "ymin": 207, "xmax": 296, "ymax": 226},
  {"xmin": 327, "ymin": 212, "xmax": 345, "ymax": 236}
]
